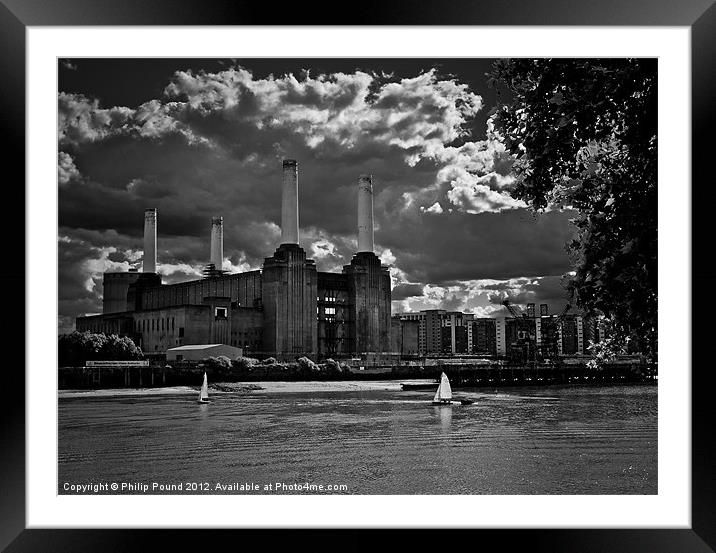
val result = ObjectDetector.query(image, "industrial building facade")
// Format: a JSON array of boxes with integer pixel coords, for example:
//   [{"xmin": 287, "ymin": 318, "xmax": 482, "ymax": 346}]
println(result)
[{"xmin": 76, "ymin": 161, "xmax": 391, "ymax": 360}]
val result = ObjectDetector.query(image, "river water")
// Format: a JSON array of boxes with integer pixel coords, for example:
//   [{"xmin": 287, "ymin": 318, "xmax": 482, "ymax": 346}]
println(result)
[{"xmin": 58, "ymin": 383, "xmax": 657, "ymax": 495}]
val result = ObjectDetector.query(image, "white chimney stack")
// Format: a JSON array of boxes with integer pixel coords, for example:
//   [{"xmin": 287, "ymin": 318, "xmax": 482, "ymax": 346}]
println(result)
[
  {"xmin": 357, "ymin": 174, "xmax": 374, "ymax": 253},
  {"xmin": 210, "ymin": 216, "xmax": 223, "ymax": 270},
  {"xmin": 143, "ymin": 208, "xmax": 157, "ymax": 273},
  {"xmin": 281, "ymin": 159, "xmax": 299, "ymax": 245}
]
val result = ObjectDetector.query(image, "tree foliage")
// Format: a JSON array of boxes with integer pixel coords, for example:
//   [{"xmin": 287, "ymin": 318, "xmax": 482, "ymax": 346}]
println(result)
[
  {"xmin": 58, "ymin": 331, "xmax": 144, "ymax": 366},
  {"xmin": 489, "ymin": 59, "xmax": 657, "ymax": 360}
]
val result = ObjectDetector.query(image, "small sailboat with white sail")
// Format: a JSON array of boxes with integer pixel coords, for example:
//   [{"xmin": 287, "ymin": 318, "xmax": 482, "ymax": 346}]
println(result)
[
  {"xmin": 197, "ymin": 371, "xmax": 210, "ymax": 404},
  {"xmin": 432, "ymin": 372, "xmax": 454, "ymax": 405},
  {"xmin": 432, "ymin": 372, "xmax": 474, "ymax": 405}
]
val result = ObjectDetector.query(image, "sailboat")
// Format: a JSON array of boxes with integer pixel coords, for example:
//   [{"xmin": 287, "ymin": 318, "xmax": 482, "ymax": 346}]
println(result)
[
  {"xmin": 432, "ymin": 372, "xmax": 453, "ymax": 405},
  {"xmin": 432, "ymin": 372, "xmax": 474, "ymax": 405},
  {"xmin": 197, "ymin": 371, "xmax": 210, "ymax": 404}
]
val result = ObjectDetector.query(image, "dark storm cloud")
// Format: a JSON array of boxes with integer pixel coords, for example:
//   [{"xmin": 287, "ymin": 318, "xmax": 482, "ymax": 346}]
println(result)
[
  {"xmin": 60, "ymin": 59, "xmax": 77, "ymax": 71},
  {"xmin": 57, "ymin": 231, "xmax": 136, "ymax": 333},
  {"xmin": 381, "ymin": 208, "xmax": 576, "ymax": 285},
  {"xmin": 486, "ymin": 275, "xmax": 574, "ymax": 313},
  {"xmin": 391, "ymin": 283, "xmax": 425, "ymax": 301},
  {"xmin": 58, "ymin": 61, "xmax": 580, "ymax": 327},
  {"xmin": 392, "ymin": 274, "xmax": 574, "ymax": 320}
]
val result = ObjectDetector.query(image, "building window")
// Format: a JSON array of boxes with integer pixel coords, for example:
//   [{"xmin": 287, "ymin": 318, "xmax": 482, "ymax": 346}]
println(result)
[
  {"xmin": 215, "ymin": 307, "xmax": 228, "ymax": 319},
  {"xmin": 178, "ymin": 327, "xmax": 185, "ymax": 337},
  {"xmin": 325, "ymin": 307, "xmax": 336, "ymax": 315}
]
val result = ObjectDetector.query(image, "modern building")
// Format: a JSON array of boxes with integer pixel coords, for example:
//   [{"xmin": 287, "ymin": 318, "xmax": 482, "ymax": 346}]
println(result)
[
  {"xmin": 390, "ymin": 317, "xmax": 420, "ymax": 356},
  {"xmin": 76, "ymin": 161, "xmax": 392, "ymax": 360},
  {"xmin": 392, "ymin": 307, "xmax": 598, "ymax": 360},
  {"xmin": 471, "ymin": 318, "xmax": 497, "ymax": 356},
  {"xmin": 392, "ymin": 311, "xmax": 497, "ymax": 357}
]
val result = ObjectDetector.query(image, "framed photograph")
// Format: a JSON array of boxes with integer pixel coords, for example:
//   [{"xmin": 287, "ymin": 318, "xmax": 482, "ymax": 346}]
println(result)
[{"xmin": 4, "ymin": 0, "xmax": 713, "ymax": 550}]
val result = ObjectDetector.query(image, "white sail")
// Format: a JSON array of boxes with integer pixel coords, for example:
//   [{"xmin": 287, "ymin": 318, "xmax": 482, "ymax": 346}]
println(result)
[
  {"xmin": 199, "ymin": 372, "xmax": 209, "ymax": 401},
  {"xmin": 433, "ymin": 372, "xmax": 452, "ymax": 402}
]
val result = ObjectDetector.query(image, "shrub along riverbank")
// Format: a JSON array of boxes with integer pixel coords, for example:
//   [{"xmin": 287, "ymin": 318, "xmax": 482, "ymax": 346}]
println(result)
[{"xmin": 58, "ymin": 354, "xmax": 653, "ymax": 390}]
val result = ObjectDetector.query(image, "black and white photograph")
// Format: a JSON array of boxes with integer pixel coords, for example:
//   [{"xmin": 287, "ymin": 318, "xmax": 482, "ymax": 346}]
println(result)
[{"xmin": 56, "ymin": 56, "xmax": 659, "ymax": 497}]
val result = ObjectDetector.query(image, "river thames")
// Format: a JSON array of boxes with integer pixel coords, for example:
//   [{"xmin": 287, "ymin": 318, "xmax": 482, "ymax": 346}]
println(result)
[{"xmin": 58, "ymin": 382, "xmax": 657, "ymax": 495}]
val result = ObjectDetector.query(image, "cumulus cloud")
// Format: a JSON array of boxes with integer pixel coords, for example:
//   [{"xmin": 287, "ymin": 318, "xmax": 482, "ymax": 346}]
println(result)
[
  {"xmin": 58, "ymin": 92, "xmax": 134, "ymax": 146},
  {"xmin": 430, "ymin": 132, "xmax": 524, "ymax": 213},
  {"xmin": 378, "ymin": 248, "xmax": 396, "ymax": 266},
  {"xmin": 58, "ymin": 93, "xmax": 205, "ymax": 149},
  {"xmin": 421, "ymin": 202, "xmax": 443, "ymax": 214},
  {"xmin": 58, "ymin": 152, "xmax": 81, "ymax": 185},
  {"xmin": 392, "ymin": 275, "xmax": 573, "ymax": 319},
  {"xmin": 162, "ymin": 68, "xmax": 481, "ymax": 159},
  {"xmin": 310, "ymin": 238, "xmax": 340, "ymax": 261}
]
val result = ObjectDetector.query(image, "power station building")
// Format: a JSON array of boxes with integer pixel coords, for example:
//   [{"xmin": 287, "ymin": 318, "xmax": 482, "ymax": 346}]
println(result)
[{"xmin": 76, "ymin": 160, "xmax": 392, "ymax": 360}]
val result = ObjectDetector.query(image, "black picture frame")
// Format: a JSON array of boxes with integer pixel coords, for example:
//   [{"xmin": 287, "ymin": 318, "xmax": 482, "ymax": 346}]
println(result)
[{"xmin": 2, "ymin": 1, "xmax": 713, "ymax": 551}]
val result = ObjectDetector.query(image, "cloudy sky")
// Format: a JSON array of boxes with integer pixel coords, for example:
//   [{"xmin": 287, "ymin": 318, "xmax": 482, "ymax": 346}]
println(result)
[{"xmin": 58, "ymin": 58, "xmax": 578, "ymax": 334}]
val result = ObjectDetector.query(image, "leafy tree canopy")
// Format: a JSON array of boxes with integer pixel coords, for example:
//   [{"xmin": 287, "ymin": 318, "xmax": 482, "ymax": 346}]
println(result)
[
  {"xmin": 489, "ymin": 59, "xmax": 657, "ymax": 360},
  {"xmin": 58, "ymin": 331, "xmax": 143, "ymax": 366}
]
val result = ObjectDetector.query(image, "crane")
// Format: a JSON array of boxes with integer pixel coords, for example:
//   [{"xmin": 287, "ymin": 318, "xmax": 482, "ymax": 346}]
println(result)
[
  {"xmin": 556, "ymin": 303, "xmax": 571, "ymax": 321},
  {"xmin": 501, "ymin": 299, "xmax": 536, "ymax": 364},
  {"xmin": 501, "ymin": 299, "xmax": 526, "ymax": 321}
]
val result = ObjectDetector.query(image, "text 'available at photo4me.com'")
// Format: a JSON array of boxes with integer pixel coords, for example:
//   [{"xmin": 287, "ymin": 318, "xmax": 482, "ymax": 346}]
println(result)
[{"xmin": 62, "ymin": 481, "xmax": 350, "ymax": 494}]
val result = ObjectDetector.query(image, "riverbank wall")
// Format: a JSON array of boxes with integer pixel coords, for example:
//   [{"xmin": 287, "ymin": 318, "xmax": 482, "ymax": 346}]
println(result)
[{"xmin": 58, "ymin": 357, "xmax": 654, "ymax": 390}]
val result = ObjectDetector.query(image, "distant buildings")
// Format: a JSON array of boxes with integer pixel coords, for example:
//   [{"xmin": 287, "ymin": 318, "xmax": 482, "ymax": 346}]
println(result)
[{"xmin": 391, "ymin": 307, "xmax": 607, "ymax": 361}]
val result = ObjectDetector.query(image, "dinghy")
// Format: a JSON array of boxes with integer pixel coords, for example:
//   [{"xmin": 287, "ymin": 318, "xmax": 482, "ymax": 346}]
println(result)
[
  {"xmin": 432, "ymin": 372, "xmax": 474, "ymax": 405},
  {"xmin": 197, "ymin": 371, "xmax": 210, "ymax": 404},
  {"xmin": 432, "ymin": 372, "xmax": 454, "ymax": 405}
]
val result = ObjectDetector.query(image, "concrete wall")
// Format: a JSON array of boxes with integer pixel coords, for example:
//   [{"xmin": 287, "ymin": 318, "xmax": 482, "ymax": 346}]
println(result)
[
  {"xmin": 80, "ymin": 301, "xmax": 248, "ymax": 355},
  {"xmin": 202, "ymin": 296, "xmax": 232, "ymax": 347},
  {"xmin": 76, "ymin": 312, "xmax": 134, "ymax": 335},
  {"xmin": 230, "ymin": 306, "xmax": 263, "ymax": 354},
  {"xmin": 103, "ymin": 272, "xmax": 141, "ymax": 314},
  {"xmin": 390, "ymin": 318, "xmax": 402, "ymax": 353},
  {"xmin": 401, "ymin": 319, "xmax": 420, "ymax": 355},
  {"xmin": 343, "ymin": 252, "xmax": 391, "ymax": 354},
  {"xmin": 138, "ymin": 271, "xmax": 262, "ymax": 311},
  {"xmin": 390, "ymin": 317, "xmax": 425, "ymax": 356},
  {"xmin": 261, "ymin": 244, "xmax": 317, "ymax": 358},
  {"xmin": 133, "ymin": 305, "xmax": 212, "ymax": 353}
]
